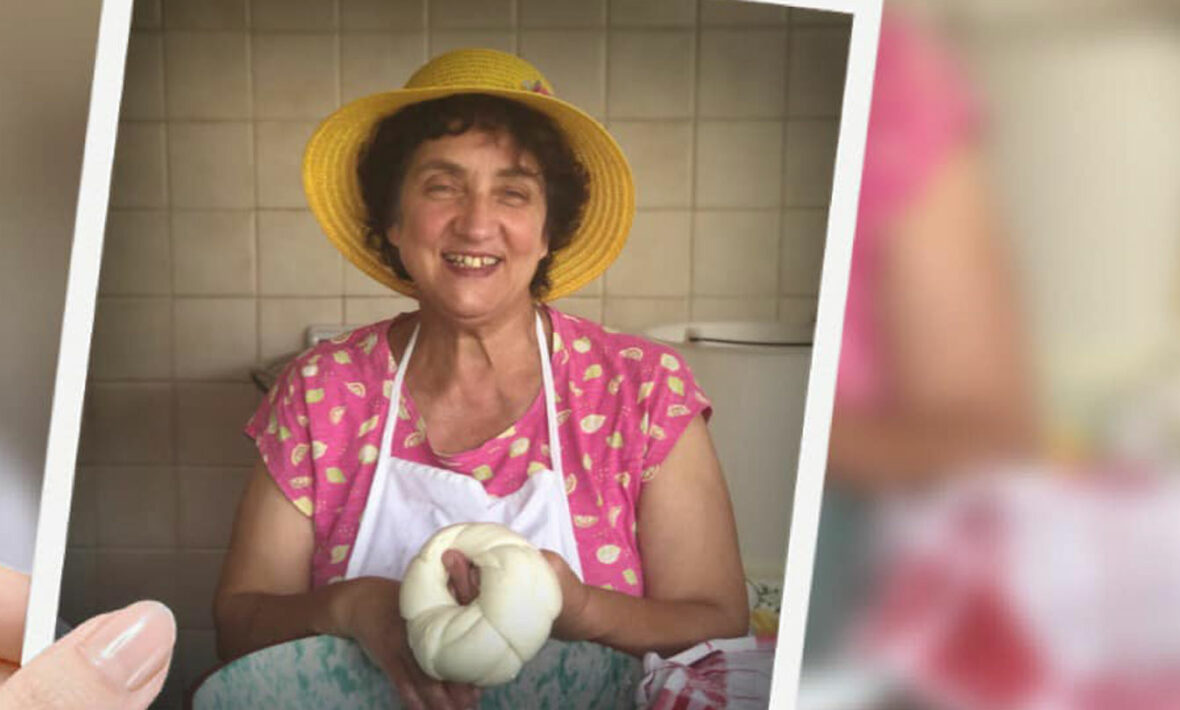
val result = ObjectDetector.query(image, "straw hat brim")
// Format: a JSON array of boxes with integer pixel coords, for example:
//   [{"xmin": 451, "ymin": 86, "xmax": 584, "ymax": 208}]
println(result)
[{"xmin": 302, "ymin": 86, "xmax": 635, "ymax": 302}]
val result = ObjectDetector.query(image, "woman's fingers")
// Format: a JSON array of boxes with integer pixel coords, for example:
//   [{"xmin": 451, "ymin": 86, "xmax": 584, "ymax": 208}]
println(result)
[
  {"xmin": 417, "ymin": 678, "xmax": 459, "ymax": 710},
  {"xmin": 442, "ymin": 550, "xmax": 480, "ymax": 605},
  {"xmin": 358, "ymin": 631, "xmax": 426, "ymax": 710},
  {"xmin": 368, "ymin": 648, "xmax": 424, "ymax": 710},
  {"xmin": 368, "ymin": 639, "xmax": 478, "ymax": 710},
  {"xmin": 402, "ymin": 655, "xmax": 464, "ymax": 710},
  {"xmin": 0, "ymin": 601, "xmax": 175, "ymax": 710},
  {"xmin": 362, "ymin": 631, "xmax": 461, "ymax": 710},
  {"xmin": 445, "ymin": 681, "xmax": 480, "ymax": 709},
  {"xmin": 539, "ymin": 550, "xmax": 595, "ymax": 641},
  {"xmin": 388, "ymin": 666, "xmax": 427, "ymax": 710}
]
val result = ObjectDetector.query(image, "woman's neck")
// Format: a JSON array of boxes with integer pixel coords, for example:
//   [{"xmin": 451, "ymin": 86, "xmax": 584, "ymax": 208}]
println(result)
[{"xmin": 407, "ymin": 300, "xmax": 546, "ymax": 397}]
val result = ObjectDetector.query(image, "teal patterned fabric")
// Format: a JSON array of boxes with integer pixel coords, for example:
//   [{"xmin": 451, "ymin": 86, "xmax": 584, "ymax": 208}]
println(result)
[{"xmin": 192, "ymin": 635, "xmax": 643, "ymax": 710}]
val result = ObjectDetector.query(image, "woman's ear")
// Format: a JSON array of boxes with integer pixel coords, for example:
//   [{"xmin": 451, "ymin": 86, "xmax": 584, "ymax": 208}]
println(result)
[{"xmin": 386, "ymin": 222, "xmax": 401, "ymax": 248}]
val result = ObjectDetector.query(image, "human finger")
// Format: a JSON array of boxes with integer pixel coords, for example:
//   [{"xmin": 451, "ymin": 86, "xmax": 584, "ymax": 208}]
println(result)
[
  {"xmin": 0, "ymin": 566, "xmax": 30, "ymax": 665},
  {"xmin": 356, "ymin": 631, "xmax": 426, "ymax": 710},
  {"xmin": 0, "ymin": 600, "xmax": 174, "ymax": 710},
  {"xmin": 397, "ymin": 648, "xmax": 452, "ymax": 710},
  {"xmin": 539, "ymin": 550, "xmax": 593, "ymax": 641},
  {"xmin": 415, "ymin": 676, "xmax": 459, "ymax": 710},
  {"xmin": 386, "ymin": 661, "xmax": 428, "ymax": 710},
  {"xmin": 539, "ymin": 549, "xmax": 577, "ymax": 597},
  {"xmin": 442, "ymin": 550, "xmax": 479, "ymax": 605},
  {"xmin": 444, "ymin": 681, "xmax": 481, "ymax": 709}
]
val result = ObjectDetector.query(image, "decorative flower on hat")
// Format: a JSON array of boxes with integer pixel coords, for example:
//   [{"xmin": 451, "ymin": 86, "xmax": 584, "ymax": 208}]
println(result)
[{"xmin": 521, "ymin": 79, "xmax": 551, "ymax": 96}]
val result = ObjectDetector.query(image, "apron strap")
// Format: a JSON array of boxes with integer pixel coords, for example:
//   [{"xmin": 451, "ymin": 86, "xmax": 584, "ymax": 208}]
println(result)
[
  {"xmin": 535, "ymin": 311, "xmax": 563, "ymax": 478},
  {"xmin": 387, "ymin": 320, "xmax": 420, "ymax": 420}
]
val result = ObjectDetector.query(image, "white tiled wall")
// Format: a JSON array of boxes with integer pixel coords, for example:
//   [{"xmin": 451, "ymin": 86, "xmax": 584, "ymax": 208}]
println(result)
[{"xmin": 69, "ymin": 1, "xmax": 849, "ymax": 706}]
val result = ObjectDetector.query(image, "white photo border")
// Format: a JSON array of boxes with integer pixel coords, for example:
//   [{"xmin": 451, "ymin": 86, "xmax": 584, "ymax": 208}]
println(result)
[
  {"xmin": 21, "ymin": 0, "xmax": 884, "ymax": 700},
  {"xmin": 22, "ymin": 0, "xmax": 134, "ymax": 663},
  {"xmin": 762, "ymin": 0, "xmax": 882, "ymax": 708}
]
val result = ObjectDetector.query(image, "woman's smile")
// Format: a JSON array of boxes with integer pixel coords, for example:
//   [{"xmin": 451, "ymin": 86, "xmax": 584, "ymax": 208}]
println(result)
[
  {"xmin": 441, "ymin": 251, "xmax": 503, "ymax": 274},
  {"xmin": 388, "ymin": 128, "xmax": 548, "ymax": 320}
]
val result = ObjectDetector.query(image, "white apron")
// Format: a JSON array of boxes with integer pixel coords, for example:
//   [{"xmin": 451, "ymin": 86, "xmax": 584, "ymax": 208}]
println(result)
[{"xmin": 344, "ymin": 313, "xmax": 584, "ymax": 582}]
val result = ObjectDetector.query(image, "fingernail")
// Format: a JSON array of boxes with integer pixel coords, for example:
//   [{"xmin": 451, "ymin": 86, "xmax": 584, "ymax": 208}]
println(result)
[{"xmin": 78, "ymin": 600, "xmax": 175, "ymax": 691}]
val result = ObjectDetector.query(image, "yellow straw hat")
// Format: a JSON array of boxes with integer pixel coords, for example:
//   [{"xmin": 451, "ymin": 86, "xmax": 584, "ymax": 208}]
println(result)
[{"xmin": 302, "ymin": 48, "xmax": 635, "ymax": 302}]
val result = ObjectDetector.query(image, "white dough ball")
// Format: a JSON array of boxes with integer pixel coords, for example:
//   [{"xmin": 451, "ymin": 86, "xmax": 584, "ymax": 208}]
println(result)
[{"xmin": 399, "ymin": 523, "xmax": 564, "ymax": 687}]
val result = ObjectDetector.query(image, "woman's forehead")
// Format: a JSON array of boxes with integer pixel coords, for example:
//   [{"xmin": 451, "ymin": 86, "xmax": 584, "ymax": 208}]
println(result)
[{"xmin": 410, "ymin": 128, "xmax": 541, "ymax": 175}]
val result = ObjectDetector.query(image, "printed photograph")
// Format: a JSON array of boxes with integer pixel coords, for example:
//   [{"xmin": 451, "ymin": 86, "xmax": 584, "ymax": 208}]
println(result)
[{"xmin": 37, "ymin": 0, "xmax": 856, "ymax": 707}]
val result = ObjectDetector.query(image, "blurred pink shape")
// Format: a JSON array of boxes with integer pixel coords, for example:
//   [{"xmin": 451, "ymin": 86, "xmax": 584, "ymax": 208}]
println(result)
[
  {"xmin": 860, "ymin": 468, "xmax": 1180, "ymax": 709},
  {"xmin": 837, "ymin": 11, "xmax": 981, "ymax": 410}
]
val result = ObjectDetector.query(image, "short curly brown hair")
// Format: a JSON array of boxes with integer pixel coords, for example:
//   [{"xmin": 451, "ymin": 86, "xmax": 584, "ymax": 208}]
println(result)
[{"xmin": 356, "ymin": 94, "xmax": 590, "ymax": 299}]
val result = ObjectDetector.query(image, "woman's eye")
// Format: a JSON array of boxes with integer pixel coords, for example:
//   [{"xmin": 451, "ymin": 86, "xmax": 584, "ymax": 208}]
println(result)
[
  {"xmin": 502, "ymin": 189, "xmax": 530, "ymax": 203},
  {"xmin": 425, "ymin": 183, "xmax": 456, "ymax": 195}
]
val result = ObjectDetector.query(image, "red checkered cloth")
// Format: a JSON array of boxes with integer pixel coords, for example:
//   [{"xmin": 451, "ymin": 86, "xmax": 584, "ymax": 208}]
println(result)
[
  {"xmin": 635, "ymin": 636, "xmax": 776, "ymax": 709},
  {"xmin": 858, "ymin": 467, "xmax": 1180, "ymax": 710}
]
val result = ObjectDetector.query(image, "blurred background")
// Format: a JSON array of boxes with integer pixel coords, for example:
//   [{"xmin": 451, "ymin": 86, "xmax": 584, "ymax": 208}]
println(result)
[
  {"xmin": 0, "ymin": 2, "xmax": 100, "ymax": 577},
  {"xmin": 941, "ymin": 0, "xmax": 1180, "ymax": 452},
  {"xmin": 800, "ymin": 1, "xmax": 1180, "ymax": 709}
]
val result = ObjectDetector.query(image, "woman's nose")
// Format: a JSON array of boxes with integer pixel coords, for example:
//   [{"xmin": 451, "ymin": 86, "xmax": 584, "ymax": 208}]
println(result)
[{"xmin": 454, "ymin": 192, "xmax": 497, "ymax": 240}]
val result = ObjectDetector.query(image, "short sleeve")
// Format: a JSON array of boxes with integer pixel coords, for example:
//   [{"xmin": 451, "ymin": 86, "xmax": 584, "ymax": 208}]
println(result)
[
  {"xmin": 243, "ymin": 359, "xmax": 317, "ymax": 517},
  {"xmin": 638, "ymin": 345, "xmax": 712, "ymax": 479}
]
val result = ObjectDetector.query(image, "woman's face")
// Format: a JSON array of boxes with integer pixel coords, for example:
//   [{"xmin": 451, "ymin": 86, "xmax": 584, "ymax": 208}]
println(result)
[{"xmin": 388, "ymin": 128, "xmax": 548, "ymax": 323}]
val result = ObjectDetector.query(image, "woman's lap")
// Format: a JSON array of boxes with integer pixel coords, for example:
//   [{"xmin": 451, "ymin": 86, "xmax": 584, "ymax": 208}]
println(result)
[{"xmin": 192, "ymin": 635, "xmax": 642, "ymax": 710}]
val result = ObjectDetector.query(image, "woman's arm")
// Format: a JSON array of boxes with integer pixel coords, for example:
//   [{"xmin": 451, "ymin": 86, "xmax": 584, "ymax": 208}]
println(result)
[
  {"xmin": 212, "ymin": 460, "xmax": 345, "ymax": 660},
  {"xmin": 828, "ymin": 146, "xmax": 1038, "ymax": 490},
  {"xmin": 214, "ymin": 460, "xmax": 479, "ymax": 710},
  {"xmin": 546, "ymin": 415, "xmax": 749, "ymax": 657}
]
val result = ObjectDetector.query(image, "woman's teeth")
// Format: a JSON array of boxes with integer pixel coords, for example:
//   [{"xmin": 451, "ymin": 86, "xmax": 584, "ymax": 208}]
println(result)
[{"xmin": 444, "ymin": 254, "xmax": 501, "ymax": 268}]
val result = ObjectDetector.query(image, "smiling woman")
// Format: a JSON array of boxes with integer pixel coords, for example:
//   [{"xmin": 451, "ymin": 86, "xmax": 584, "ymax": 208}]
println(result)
[
  {"xmin": 357, "ymin": 93, "xmax": 590, "ymax": 309},
  {"xmin": 212, "ymin": 49, "xmax": 749, "ymax": 710}
]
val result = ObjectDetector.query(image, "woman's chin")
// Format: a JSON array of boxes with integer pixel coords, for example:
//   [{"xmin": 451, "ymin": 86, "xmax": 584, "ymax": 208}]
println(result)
[{"xmin": 426, "ymin": 287, "xmax": 528, "ymax": 323}]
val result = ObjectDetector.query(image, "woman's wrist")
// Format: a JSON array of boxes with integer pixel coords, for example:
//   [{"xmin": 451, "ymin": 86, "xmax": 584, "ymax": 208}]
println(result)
[
  {"xmin": 556, "ymin": 588, "xmax": 750, "ymax": 658},
  {"xmin": 320, "ymin": 577, "xmax": 400, "ymax": 639},
  {"xmin": 554, "ymin": 583, "xmax": 606, "ymax": 643}
]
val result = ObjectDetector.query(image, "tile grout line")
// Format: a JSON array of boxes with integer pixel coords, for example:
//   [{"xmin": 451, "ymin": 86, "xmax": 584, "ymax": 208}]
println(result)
[
  {"xmin": 778, "ymin": 10, "xmax": 795, "ymax": 322},
  {"xmin": 247, "ymin": 0, "xmax": 262, "ymax": 379},
  {"xmin": 154, "ymin": 0, "xmax": 185, "ymax": 583},
  {"xmin": 332, "ymin": 0, "xmax": 345, "ymax": 316},
  {"xmin": 599, "ymin": 0, "xmax": 612, "ymax": 324},
  {"xmin": 512, "ymin": 0, "xmax": 520, "ymax": 54},
  {"xmin": 687, "ymin": 0, "xmax": 702, "ymax": 323}
]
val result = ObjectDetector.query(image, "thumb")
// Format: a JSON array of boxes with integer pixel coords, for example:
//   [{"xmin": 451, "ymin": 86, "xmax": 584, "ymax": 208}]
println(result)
[{"xmin": 0, "ymin": 601, "xmax": 175, "ymax": 710}]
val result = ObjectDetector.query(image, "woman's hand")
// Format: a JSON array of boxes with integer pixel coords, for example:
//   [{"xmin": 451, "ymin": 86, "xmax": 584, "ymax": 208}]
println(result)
[
  {"xmin": 333, "ymin": 576, "xmax": 480, "ymax": 710},
  {"xmin": 444, "ymin": 549, "xmax": 596, "ymax": 643},
  {"xmin": 539, "ymin": 551, "xmax": 596, "ymax": 642}
]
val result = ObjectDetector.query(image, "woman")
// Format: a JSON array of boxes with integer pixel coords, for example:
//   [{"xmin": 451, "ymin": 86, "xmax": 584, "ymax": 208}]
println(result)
[{"xmin": 214, "ymin": 50, "xmax": 748, "ymax": 710}]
